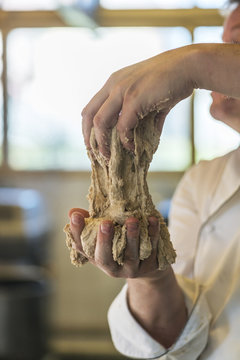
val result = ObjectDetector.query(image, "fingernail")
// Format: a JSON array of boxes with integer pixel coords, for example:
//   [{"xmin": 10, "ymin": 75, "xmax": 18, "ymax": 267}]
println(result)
[
  {"xmin": 148, "ymin": 217, "xmax": 158, "ymax": 227},
  {"xmin": 71, "ymin": 212, "xmax": 82, "ymax": 225},
  {"xmin": 101, "ymin": 223, "xmax": 112, "ymax": 234},
  {"xmin": 127, "ymin": 222, "xmax": 138, "ymax": 231}
]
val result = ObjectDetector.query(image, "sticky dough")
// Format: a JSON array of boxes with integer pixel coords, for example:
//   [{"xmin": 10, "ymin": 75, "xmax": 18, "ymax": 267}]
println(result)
[{"xmin": 64, "ymin": 111, "xmax": 176, "ymax": 270}]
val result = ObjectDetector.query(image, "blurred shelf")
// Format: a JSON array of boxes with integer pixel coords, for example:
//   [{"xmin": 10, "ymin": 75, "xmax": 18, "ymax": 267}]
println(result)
[{"xmin": 48, "ymin": 334, "xmax": 138, "ymax": 359}]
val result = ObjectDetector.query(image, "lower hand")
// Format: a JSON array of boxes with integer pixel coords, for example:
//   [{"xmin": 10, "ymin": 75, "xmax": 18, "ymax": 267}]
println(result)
[{"xmin": 68, "ymin": 208, "xmax": 166, "ymax": 279}]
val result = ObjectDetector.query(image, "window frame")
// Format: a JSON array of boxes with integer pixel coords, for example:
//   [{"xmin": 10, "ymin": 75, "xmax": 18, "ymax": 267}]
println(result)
[{"xmin": 0, "ymin": 7, "xmax": 223, "ymax": 174}]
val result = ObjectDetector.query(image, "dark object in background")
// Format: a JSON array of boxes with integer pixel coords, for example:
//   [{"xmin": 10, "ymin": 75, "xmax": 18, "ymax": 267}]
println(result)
[
  {"xmin": 0, "ymin": 266, "xmax": 49, "ymax": 359},
  {"xmin": 0, "ymin": 188, "xmax": 51, "ymax": 360},
  {"xmin": 0, "ymin": 188, "xmax": 49, "ymax": 265}
]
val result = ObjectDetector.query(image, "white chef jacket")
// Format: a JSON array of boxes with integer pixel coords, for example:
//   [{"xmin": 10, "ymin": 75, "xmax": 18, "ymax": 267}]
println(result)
[{"xmin": 108, "ymin": 146, "xmax": 240, "ymax": 360}]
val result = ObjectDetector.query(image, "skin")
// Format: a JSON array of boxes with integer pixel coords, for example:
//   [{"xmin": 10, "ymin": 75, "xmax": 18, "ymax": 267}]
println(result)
[
  {"xmin": 68, "ymin": 209, "xmax": 187, "ymax": 347},
  {"xmin": 210, "ymin": 5, "xmax": 240, "ymax": 133},
  {"xmin": 68, "ymin": 5, "xmax": 240, "ymax": 349},
  {"xmin": 81, "ymin": 21, "xmax": 240, "ymax": 157}
]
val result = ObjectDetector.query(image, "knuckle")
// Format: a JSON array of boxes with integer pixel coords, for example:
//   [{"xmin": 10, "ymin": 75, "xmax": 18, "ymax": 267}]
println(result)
[
  {"xmin": 96, "ymin": 257, "xmax": 114, "ymax": 269},
  {"xmin": 123, "ymin": 263, "xmax": 139, "ymax": 278},
  {"xmin": 93, "ymin": 113, "xmax": 104, "ymax": 128},
  {"xmin": 82, "ymin": 112, "xmax": 93, "ymax": 126},
  {"xmin": 126, "ymin": 269, "xmax": 138, "ymax": 279},
  {"xmin": 107, "ymin": 268, "xmax": 121, "ymax": 278},
  {"xmin": 124, "ymin": 84, "xmax": 139, "ymax": 102},
  {"xmin": 124, "ymin": 255, "xmax": 139, "ymax": 263},
  {"xmin": 81, "ymin": 106, "xmax": 87, "ymax": 117},
  {"xmin": 96, "ymin": 258, "xmax": 108, "ymax": 267},
  {"xmin": 112, "ymin": 83, "xmax": 123, "ymax": 97},
  {"xmin": 82, "ymin": 106, "xmax": 95, "ymax": 124},
  {"xmin": 108, "ymin": 70, "xmax": 120, "ymax": 84},
  {"xmin": 81, "ymin": 106, "xmax": 92, "ymax": 119},
  {"xmin": 139, "ymin": 260, "xmax": 158, "ymax": 274},
  {"xmin": 124, "ymin": 248, "xmax": 139, "ymax": 262},
  {"xmin": 116, "ymin": 121, "xmax": 124, "ymax": 133},
  {"xmin": 81, "ymin": 106, "xmax": 87, "ymax": 116}
]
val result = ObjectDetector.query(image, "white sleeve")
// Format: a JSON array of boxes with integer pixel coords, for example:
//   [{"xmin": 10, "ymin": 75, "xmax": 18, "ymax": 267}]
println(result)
[
  {"xmin": 168, "ymin": 165, "xmax": 202, "ymax": 278},
  {"xmin": 108, "ymin": 277, "xmax": 212, "ymax": 360}
]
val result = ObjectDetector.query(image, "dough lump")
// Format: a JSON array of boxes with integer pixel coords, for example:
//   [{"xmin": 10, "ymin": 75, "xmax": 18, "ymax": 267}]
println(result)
[{"xmin": 64, "ymin": 111, "xmax": 176, "ymax": 269}]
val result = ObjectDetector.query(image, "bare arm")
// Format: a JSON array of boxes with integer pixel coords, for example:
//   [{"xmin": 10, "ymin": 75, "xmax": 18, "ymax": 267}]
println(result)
[
  {"xmin": 191, "ymin": 43, "xmax": 240, "ymax": 97},
  {"xmin": 69, "ymin": 210, "xmax": 187, "ymax": 349},
  {"xmin": 82, "ymin": 43, "xmax": 240, "ymax": 157},
  {"xmin": 127, "ymin": 267, "xmax": 187, "ymax": 348}
]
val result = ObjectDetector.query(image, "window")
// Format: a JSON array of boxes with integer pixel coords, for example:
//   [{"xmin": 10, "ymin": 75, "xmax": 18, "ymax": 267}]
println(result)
[
  {"xmin": 100, "ymin": 0, "xmax": 227, "ymax": 9},
  {"xmin": 0, "ymin": 0, "xmax": 72, "ymax": 10},
  {"xmin": 0, "ymin": 0, "xmax": 99, "ymax": 11},
  {"xmin": 1, "ymin": 1, "xmax": 237, "ymax": 172},
  {"xmin": 7, "ymin": 26, "xmax": 191, "ymax": 171}
]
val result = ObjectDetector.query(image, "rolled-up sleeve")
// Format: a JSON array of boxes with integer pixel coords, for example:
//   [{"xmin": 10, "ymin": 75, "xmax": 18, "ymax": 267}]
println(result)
[{"xmin": 108, "ymin": 276, "xmax": 212, "ymax": 359}]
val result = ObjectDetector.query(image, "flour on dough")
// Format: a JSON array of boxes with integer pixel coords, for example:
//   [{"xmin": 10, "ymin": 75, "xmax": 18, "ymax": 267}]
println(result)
[{"xmin": 64, "ymin": 111, "xmax": 176, "ymax": 269}]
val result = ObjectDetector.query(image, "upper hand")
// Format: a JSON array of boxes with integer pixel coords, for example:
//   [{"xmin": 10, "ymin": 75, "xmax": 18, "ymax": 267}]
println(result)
[{"xmin": 81, "ymin": 46, "xmax": 194, "ymax": 158}]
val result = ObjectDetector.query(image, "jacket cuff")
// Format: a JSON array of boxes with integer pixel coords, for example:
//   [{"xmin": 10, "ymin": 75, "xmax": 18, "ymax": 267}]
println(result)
[{"xmin": 108, "ymin": 277, "xmax": 212, "ymax": 359}]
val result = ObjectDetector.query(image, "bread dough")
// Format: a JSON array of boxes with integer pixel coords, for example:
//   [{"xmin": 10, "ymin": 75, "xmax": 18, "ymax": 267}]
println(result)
[{"xmin": 64, "ymin": 111, "xmax": 176, "ymax": 269}]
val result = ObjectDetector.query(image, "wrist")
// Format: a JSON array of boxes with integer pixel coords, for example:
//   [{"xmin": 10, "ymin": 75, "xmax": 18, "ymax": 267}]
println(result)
[
  {"xmin": 127, "ymin": 265, "xmax": 174, "ymax": 288},
  {"xmin": 186, "ymin": 43, "xmax": 224, "ymax": 91},
  {"xmin": 180, "ymin": 44, "xmax": 202, "ymax": 92},
  {"xmin": 126, "ymin": 266, "xmax": 188, "ymax": 347},
  {"xmin": 186, "ymin": 43, "xmax": 206, "ymax": 90}
]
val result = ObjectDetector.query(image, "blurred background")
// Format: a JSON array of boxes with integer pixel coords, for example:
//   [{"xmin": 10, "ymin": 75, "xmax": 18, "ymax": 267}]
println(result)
[{"xmin": 0, "ymin": 0, "xmax": 239, "ymax": 359}]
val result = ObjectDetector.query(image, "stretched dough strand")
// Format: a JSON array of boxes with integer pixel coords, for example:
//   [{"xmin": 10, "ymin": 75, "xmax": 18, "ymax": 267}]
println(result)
[{"xmin": 64, "ymin": 111, "xmax": 176, "ymax": 269}]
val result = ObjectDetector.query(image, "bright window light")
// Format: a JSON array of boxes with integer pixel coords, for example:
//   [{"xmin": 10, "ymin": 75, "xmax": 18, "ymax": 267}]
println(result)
[
  {"xmin": 100, "ymin": 0, "xmax": 194, "ymax": 9},
  {"xmin": 0, "ymin": 0, "xmax": 228, "ymax": 10},
  {"xmin": 100, "ymin": 0, "xmax": 227, "ymax": 9},
  {"xmin": 195, "ymin": 0, "xmax": 226, "ymax": 9},
  {"xmin": 7, "ymin": 27, "xmax": 191, "ymax": 171}
]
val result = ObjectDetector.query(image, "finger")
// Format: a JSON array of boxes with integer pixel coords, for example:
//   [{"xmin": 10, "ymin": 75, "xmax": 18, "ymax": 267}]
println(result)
[
  {"xmin": 95, "ymin": 221, "xmax": 118, "ymax": 275},
  {"xmin": 148, "ymin": 216, "xmax": 159, "ymax": 238},
  {"xmin": 93, "ymin": 93, "xmax": 123, "ymax": 159},
  {"xmin": 124, "ymin": 218, "xmax": 140, "ymax": 262},
  {"xmin": 116, "ymin": 99, "xmax": 140, "ymax": 152},
  {"xmin": 82, "ymin": 88, "xmax": 109, "ymax": 150},
  {"xmin": 69, "ymin": 212, "xmax": 86, "ymax": 253},
  {"xmin": 68, "ymin": 208, "xmax": 89, "ymax": 219},
  {"xmin": 122, "ymin": 218, "xmax": 140, "ymax": 278},
  {"xmin": 154, "ymin": 111, "xmax": 168, "ymax": 134},
  {"xmin": 139, "ymin": 217, "xmax": 159, "ymax": 274}
]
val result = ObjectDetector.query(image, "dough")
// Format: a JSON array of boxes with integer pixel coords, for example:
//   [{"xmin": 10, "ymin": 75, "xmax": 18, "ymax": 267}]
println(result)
[{"xmin": 64, "ymin": 111, "xmax": 176, "ymax": 269}]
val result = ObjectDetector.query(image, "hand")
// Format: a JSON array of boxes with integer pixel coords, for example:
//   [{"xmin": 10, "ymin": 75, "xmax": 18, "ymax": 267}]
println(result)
[
  {"xmin": 68, "ymin": 209, "xmax": 187, "ymax": 348},
  {"xmin": 82, "ymin": 45, "xmax": 194, "ymax": 158},
  {"xmin": 68, "ymin": 208, "xmax": 166, "ymax": 279}
]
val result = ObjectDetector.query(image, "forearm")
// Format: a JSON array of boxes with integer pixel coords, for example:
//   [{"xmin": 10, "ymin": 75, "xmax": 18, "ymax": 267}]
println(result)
[
  {"xmin": 127, "ymin": 266, "xmax": 188, "ymax": 349},
  {"xmin": 189, "ymin": 43, "xmax": 240, "ymax": 97}
]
